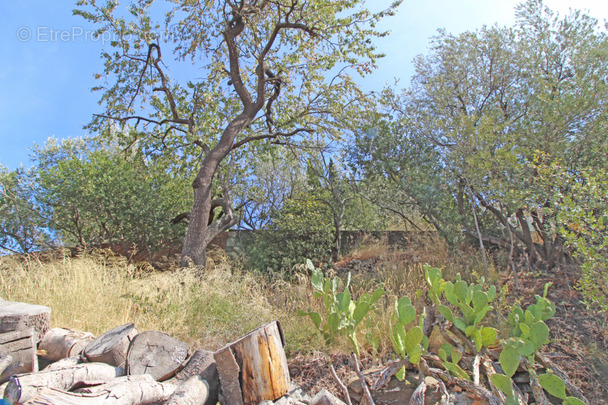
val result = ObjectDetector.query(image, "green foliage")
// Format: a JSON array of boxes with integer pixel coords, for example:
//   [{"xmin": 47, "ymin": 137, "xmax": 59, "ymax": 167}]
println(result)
[
  {"xmin": 438, "ymin": 343, "xmax": 470, "ymax": 380},
  {"xmin": 424, "ymin": 265, "xmax": 498, "ymax": 353},
  {"xmin": 0, "ymin": 165, "xmax": 53, "ymax": 253},
  {"xmin": 389, "ymin": 296, "xmax": 426, "ymax": 367},
  {"xmin": 34, "ymin": 137, "xmax": 192, "ymax": 254},
  {"xmin": 297, "ymin": 260, "xmax": 384, "ymax": 355}
]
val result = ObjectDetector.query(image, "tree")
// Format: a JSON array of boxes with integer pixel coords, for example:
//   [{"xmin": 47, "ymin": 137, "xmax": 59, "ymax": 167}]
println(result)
[
  {"xmin": 355, "ymin": 0, "xmax": 608, "ymax": 269},
  {"xmin": 75, "ymin": 0, "xmax": 401, "ymax": 267},
  {"xmin": 34, "ymin": 137, "xmax": 192, "ymax": 258},
  {"xmin": 0, "ymin": 165, "xmax": 53, "ymax": 254}
]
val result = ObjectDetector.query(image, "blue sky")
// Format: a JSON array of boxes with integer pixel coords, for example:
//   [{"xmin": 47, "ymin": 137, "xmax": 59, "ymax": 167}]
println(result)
[{"xmin": 1, "ymin": 0, "xmax": 607, "ymax": 170}]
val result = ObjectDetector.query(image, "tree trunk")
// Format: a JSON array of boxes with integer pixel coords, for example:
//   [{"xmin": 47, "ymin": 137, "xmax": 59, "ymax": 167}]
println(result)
[
  {"xmin": 3, "ymin": 362, "xmax": 124, "ymax": 404},
  {"xmin": 0, "ymin": 301, "xmax": 51, "ymax": 343},
  {"xmin": 0, "ymin": 328, "xmax": 37, "ymax": 384},
  {"xmin": 83, "ymin": 323, "xmax": 138, "ymax": 368},
  {"xmin": 214, "ymin": 321, "xmax": 289, "ymax": 405},
  {"xmin": 23, "ymin": 375, "xmax": 176, "ymax": 405},
  {"xmin": 39, "ymin": 328, "xmax": 95, "ymax": 362},
  {"xmin": 180, "ymin": 114, "xmax": 253, "ymax": 268},
  {"xmin": 126, "ymin": 331, "xmax": 189, "ymax": 382}
]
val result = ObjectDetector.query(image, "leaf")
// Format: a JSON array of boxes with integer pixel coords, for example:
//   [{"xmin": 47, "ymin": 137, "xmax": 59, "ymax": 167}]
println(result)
[
  {"xmin": 481, "ymin": 327, "xmax": 498, "ymax": 347},
  {"xmin": 454, "ymin": 280, "xmax": 468, "ymax": 303},
  {"xmin": 563, "ymin": 397, "xmax": 586, "ymax": 405},
  {"xmin": 454, "ymin": 318, "xmax": 467, "ymax": 332},
  {"xmin": 395, "ymin": 365, "xmax": 406, "ymax": 381},
  {"xmin": 538, "ymin": 372, "xmax": 567, "ymax": 400},
  {"xmin": 370, "ymin": 288, "xmax": 385, "ymax": 305},
  {"xmin": 491, "ymin": 374, "xmax": 514, "ymax": 396},
  {"xmin": 404, "ymin": 326, "xmax": 424, "ymax": 363},
  {"xmin": 398, "ymin": 298, "xmax": 416, "ymax": 325},
  {"xmin": 438, "ymin": 305, "xmax": 454, "ymax": 323},
  {"xmin": 472, "ymin": 290, "xmax": 488, "ymax": 312},
  {"xmin": 339, "ymin": 289, "xmax": 351, "ymax": 313},
  {"xmin": 499, "ymin": 345, "xmax": 520, "ymax": 377},
  {"xmin": 452, "ymin": 349, "xmax": 462, "ymax": 364},
  {"xmin": 353, "ymin": 301, "xmax": 370, "ymax": 326},
  {"xmin": 311, "ymin": 266, "xmax": 323, "ymax": 291},
  {"xmin": 530, "ymin": 321, "xmax": 550, "ymax": 350}
]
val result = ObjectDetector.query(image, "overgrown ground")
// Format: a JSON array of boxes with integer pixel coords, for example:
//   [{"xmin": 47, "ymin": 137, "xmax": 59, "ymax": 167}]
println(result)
[{"xmin": 0, "ymin": 237, "xmax": 606, "ymax": 403}]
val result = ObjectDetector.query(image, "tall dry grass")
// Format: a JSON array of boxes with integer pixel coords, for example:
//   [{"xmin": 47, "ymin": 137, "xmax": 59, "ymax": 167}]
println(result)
[{"xmin": 0, "ymin": 237, "xmax": 494, "ymax": 357}]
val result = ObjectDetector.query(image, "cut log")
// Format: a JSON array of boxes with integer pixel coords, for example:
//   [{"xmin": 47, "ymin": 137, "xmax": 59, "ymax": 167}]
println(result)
[
  {"xmin": 23, "ymin": 375, "xmax": 176, "ymax": 405},
  {"xmin": 0, "ymin": 328, "xmax": 37, "ymax": 384},
  {"xmin": 83, "ymin": 323, "xmax": 137, "ymax": 368},
  {"xmin": 3, "ymin": 362, "xmax": 125, "ymax": 403},
  {"xmin": 214, "ymin": 321, "xmax": 289, "ymax": 405},
  {"xmin": 166, "ymin": 375, "xmax": 209, "ymax": 405},
  {"xmin": 0, "ymin": 301, "xmax": 51, "ymax": 343},
  {"xmin": 174, "ymin": 350, "xmax": 219, "ymax": 405},
  {"xmin": 126, "ymin": 330, "xmax": 189, "ymax": 381},
  {"xmin": 39, "ymin": 328, "xmax": 95, "ymax": 362},
  {"xmin": 42, "ymin": 356, "xmax": 82, "ymax": 371}
]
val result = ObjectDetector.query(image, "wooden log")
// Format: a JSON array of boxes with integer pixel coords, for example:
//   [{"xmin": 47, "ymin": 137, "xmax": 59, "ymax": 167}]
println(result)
[
  {"xmin": 126, "ymin": 330, "xmax": 189, "ymax": 381},
  {"xmin": 23, "ymin": 375, "xmax": 176, "ymax": 405},
  {"xmin": 174, "ymin": 350, "xmax": 219, "ymax": 405},
  {"xmin": 214, "ymin": 321, "xmax": 289, "ymax": 405},
  {"xmin": 3, "ymin": 362, "xmax": 125, "ymax": 403},
  {"xmin": 0, "ymin": 328, "xmax": 37, "ymax": 384},
  {"xmin": 42, "ymin": 356, "xmax": 82, "ymax": 371},
  {"xmin": 39, "ymin": 328, "xmax": 95, "ymax": 362},
  {"xmin": 166, "ymin": 375, "xmax": 209, "ymax": 405},
  {"xmin": 83, "ymin": 323, "xmax": 137, "ymax": 368},
  {"xmin": 0, "ymin": 301, "xmax": 51, "ymax": 343}
]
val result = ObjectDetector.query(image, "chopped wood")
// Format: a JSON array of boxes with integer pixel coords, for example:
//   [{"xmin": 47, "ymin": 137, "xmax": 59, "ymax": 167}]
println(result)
[
  {"xmin": 0, "ymin": 354, "xmax": 13, "ymax": 376},
  {"xmin": 42, "ymin": 356, "xmax": 82, "ymax": 371},
  {"xmin": 214, "ymin": 321, "xmax": 289, "ymax": 405},
  {"xmin": 83, "ymin": 323, "xmax": 137, "ymax": 368},
  {"xmin": 0, "ymin": 301, "xmax": 51, "ymax": 343},
  {"xmin": 372, "ymin": 357, "xmax": 413, "ymax": 390},
  {"xmin": 39, "ymin": 328, "xmax": 95, "ymax": 362},
  {"xmin": 173, "ymin": 350, "xmax": 219, "ymax": 405},
  {"xmin": 0, "ymin": 328, "xmax": 37, "ymax": 384},
  {"xmin": 409, "ymin": 380, "xmax": 426, "ymax": 405},
  {"xmin": 166, "ymin": 375, "xmax": 209, "ymax": 405},
  {"xmin": 126, "ymin": 330, "xmax": 189, "ymax": 381},
  {"xmin": 23, "ymin": 374, "xmax": 176, "ymax": 405},
  {"xmin": 3, "ymin": 362, "xmax": 125, "ymax": 403}
]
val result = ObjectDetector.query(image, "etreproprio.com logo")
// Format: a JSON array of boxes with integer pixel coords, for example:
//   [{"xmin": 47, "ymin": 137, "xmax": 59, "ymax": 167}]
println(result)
[{"xmin": 16, "ymin": 26, "xmax": 179, "ymax": 45}]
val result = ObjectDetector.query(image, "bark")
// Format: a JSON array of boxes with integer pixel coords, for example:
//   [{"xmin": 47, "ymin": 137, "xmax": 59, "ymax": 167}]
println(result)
[
  {"xmin": 39, "ymin": 328, "xmax": 95, "ymax": 362},
  {"xmin": 126, "ymin": 331, "xmax": 189, "ymax": 381},
  {"xmin": 4, "ymin": 362, "xmax": 124, "ymax": 404},
  {"xmin": 0, "ymin": 300, "xmax": 51, "ymax": 343},
  {"xmin": 165, "ymin": 375, "xmax": 209, "ymax": 405},
  {"xmin": 0, "ymin": 328, "xmax": 37, "ymax": 384},
  {"xmin": 83, "ymin": 323, "xmax": 138, "ymax": 368},
  {"xmin": 214, "ymin": 321, "xmax": 289, "ymax": 405},
  {"xmin": 42, "ymin": 356, "xmax": 82, "ymax": 371},
  {"xmin": 23, "ymin": 375, "xmax": 176, "ymax": 405}
]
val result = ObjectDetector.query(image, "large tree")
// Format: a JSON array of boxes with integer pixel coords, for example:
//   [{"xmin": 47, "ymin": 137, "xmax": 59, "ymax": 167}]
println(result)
[
  {"xmin": 353, "ymin": 0, "xmax": 608, "ymax": 270},
  {"xmin": 75, "ymin": 0, "xmax": 400, "ymax": 266}
]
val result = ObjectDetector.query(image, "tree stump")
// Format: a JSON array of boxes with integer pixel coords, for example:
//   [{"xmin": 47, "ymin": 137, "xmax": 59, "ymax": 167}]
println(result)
[
  {"xmin": 0, "ymin": 301, "xmax": 51, "ymax": 343},
  {"xmin": 83, "ymin": 323, "xmax": 137, "ymax": 368},
  {"xmin": 174, "ymin": 350, "xmax": 219, "ymax": 405},
  {"xmin": 126, "ymin": 331, "xmax": 189, "ymax": 381},
  {"xmin": 0, "ymin": 328, "xmax": 37, "ymax": 384},
  {"xmin": 3, "ymin": 362, "xmax": 124, "ymax": 403},
  {"xmin": 214, "ymin": 321, "xmax": 289, "ymax": 405},
  {"xmin": 39, "ymin": 328, "xmax": 95, "ymax": 362}
]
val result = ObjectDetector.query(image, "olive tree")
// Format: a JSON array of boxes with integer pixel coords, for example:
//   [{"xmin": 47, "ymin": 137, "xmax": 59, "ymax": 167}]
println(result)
[{"xmin": 75, "ymin": 0, "xmax": 401, "ymax": 266}]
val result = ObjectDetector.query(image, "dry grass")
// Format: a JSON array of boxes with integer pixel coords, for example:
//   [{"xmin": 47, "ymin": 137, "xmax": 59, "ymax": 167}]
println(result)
[{"xmin": 0, "ymin": 251, "xmax": 319, "ymax": 352}]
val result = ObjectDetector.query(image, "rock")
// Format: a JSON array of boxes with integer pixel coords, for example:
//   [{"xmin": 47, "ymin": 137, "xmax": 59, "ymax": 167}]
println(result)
[{"xmin": 309, "ymin": 389, "xmax": 346, "ymax": 405}]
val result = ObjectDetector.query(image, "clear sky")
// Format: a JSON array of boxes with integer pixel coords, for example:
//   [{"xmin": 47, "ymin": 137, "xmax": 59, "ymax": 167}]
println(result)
[{"xmin": 1, "ymin": 0, "xmax": 607, "ymax": 170}]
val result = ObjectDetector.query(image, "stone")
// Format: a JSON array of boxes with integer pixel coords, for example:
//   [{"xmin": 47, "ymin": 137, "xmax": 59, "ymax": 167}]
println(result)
[{"xmin": 309, "ymin": 389, "xmax": 346, "ymax": 405}]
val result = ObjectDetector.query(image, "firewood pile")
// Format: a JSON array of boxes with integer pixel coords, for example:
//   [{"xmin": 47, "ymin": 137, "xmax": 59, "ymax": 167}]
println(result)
[{"xmin": 0, "ymin": 300, "xmax": 308, "ymax": 405}]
